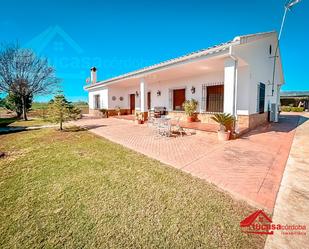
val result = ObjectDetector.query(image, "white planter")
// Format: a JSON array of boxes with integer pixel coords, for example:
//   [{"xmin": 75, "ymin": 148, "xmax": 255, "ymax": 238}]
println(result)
[{"xmin": 217, "ymin": 130, "xmax": 230, "ymax": 141}]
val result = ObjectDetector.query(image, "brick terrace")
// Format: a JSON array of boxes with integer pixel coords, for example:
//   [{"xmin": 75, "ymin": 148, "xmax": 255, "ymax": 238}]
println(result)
[{"xmin": 72, "ymin": 114, "xmax": 300, "ymax": 211}]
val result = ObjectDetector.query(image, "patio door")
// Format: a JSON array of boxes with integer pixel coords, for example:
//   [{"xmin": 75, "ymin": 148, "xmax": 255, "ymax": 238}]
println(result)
[
  {"xmin": 130, "ymin": 94, "xmax": 135, "ymax": 114},
  {"xmin": 173, "ymin": 89, "xmax": 186, "ymax": 111}
]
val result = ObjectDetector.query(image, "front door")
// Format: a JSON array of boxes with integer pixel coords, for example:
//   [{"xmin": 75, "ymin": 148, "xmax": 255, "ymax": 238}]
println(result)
[
  {"xmin": 130, "ymin": 94, "xmax": 135, "ymax": 114},
  {"xmin": 173, "ymin": 89, "xmax": 186, "ymax": 111}
]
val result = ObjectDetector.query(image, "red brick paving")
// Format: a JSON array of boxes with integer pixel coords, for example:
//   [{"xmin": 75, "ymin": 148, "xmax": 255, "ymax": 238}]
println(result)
[{"xmin": 72, "ymin": 114, "xmax": 299, "ymax": 212}]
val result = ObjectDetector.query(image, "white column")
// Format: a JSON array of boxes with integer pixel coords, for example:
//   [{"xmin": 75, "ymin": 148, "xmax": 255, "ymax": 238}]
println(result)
[
  {"xmin": 140, "ymin": 78, "xmax": 148, "ymax": 113},
  {"xmin": 224, "ymin": 58, "xmax": 237, "ymax": 115}
]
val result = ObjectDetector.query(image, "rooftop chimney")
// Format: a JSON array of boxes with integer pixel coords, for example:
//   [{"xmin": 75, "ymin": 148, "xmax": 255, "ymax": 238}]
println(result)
[{"xmin": 90, "ymin": 67, "xmax": 97, "ymax": 84}]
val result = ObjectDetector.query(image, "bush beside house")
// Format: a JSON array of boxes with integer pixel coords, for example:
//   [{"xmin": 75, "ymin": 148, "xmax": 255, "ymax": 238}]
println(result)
[{"xmin": 281, "ymin": 106, "xmax": 304, "ymax": 112}]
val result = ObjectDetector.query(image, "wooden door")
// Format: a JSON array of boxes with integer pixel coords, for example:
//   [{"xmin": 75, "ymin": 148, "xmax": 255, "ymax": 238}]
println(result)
[
  {"xmin": 173, "ymin": 89, "xmax": 186, "ymax": 110},
  {"xmin": 130, "ymin": 94, "xmax": 135, "ymax": 114}
]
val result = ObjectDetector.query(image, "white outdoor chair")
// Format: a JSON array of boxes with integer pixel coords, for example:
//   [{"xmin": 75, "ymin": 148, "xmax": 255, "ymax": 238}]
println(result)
[
  {"xmin": 157, "ymin": 117, "xmax": 172, "ymax": 137},
  {"xmin": 172, "ymin": 117, "xmax": 186, "ymax": 137}
]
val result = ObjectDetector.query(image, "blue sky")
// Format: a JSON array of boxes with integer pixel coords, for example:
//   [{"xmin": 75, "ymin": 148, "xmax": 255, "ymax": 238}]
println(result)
[{"xmin": 0, "ymin": 0, "xmax": 308, "ymax": 102}]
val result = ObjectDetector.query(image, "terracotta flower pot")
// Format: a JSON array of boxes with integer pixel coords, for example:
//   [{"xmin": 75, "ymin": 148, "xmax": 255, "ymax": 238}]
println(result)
[
  {"xmin": 217, "ymin": 130, "xmax": 230, "ymax": 141},
  {"xmin": 187, "ymin": 116, "xmax": 195, "ymax": 123},
  {"xmin": 137, "ymin": 120, "xmax": 144, "ymax": 124}
]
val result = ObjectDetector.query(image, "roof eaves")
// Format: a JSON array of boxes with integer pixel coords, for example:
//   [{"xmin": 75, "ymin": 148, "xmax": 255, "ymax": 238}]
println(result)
[{"xmin": 85, "ymin": 40, "xmax": 238, "ymax": 90}]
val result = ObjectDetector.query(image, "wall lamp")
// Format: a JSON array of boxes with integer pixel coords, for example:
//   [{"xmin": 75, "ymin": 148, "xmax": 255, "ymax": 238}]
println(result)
[
  {"xmin": 135, "ymin": 91, "xmax": 139, "ymax": 97},
  {"xmin": 191, "ymin": 86, "xmax": 196, "ymax": 94},
  {"xmin": 157, "ymin": 90, "xmax": 161, "ymax": 96}
]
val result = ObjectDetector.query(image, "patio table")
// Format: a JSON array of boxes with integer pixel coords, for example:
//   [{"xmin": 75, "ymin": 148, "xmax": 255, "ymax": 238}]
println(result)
[{"xmin": 156, "ymin": 116, "xmax": 172, "ymax": 137}]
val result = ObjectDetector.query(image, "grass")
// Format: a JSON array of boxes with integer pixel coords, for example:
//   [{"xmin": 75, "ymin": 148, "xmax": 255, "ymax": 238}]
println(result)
[
  {"xmin": 8, "ymin": 118, "xmax": 51, "ymax": 127},
  {"xmin": 0, "ymin": 128, "xmax": 265, "ymax": 248}
]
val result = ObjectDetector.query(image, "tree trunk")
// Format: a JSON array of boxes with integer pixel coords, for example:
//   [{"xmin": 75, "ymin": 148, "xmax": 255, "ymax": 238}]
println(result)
[
  {"xmin": 21, "ymin": 96, "xmax": 28, "ymax": 121},
  {"xmin": 60, "ymin": 119, "xmax": 63, "ymax": 131}
]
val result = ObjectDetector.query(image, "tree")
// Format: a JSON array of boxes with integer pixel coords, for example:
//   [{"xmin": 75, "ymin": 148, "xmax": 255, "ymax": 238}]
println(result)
[
  {"xmin": 0, "ymin": 43, "xmax": 60, "ymax": 120},
  {"xmin": 47, "ymin": 94, "xmax": 81, "ymax": 130},
  {"xmin": 0, "ymin": 97, "xmax": 5, "ymax": 107},
  {"xmin": 4, "ymin": 92, "xmax": 32, "ymax": 118}
]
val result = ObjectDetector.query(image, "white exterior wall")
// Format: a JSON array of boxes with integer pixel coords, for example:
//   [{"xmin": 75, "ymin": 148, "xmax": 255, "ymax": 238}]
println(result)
[
  {"xmin": 234, "ymin": 34, "xmax": 283, "ymax": 115},
  {"xmin": 89, "ymin": 72, "xmax": 225, "ymax": 112},
  {"xmin": 236, "ymin": 66, "xmax": 250, "ymax": 115},
  {"xmin": 86, "ymin": 33, "xmax": 283, "ymax": 119},
  {"xmin": 88, "ymin": 88, "xmax": 109, "ymax": 109},
  {"xmin": 146, "ymin": 71, "xmax": 224, "ymax": 112}
]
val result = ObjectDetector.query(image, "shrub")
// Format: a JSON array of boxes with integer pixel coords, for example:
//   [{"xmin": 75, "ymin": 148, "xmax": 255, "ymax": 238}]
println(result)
[
  {"xmin": 99, "ymin": 108, "xmax": 108, "ymax": 118},
  {"xmin": 183, "ymin": 99, "xmax": 198, "ymax": 117},
  {"xmin": 281, "ymin": 106, "xmax": 291, "ymax": 112},
  {"xmin": 211, "ymin": 113, "xmax": 235, "ymax": 132},
  {"xmin": 291, "ymin": 107, "xmax": 304, "ymax": 112},
  {"xmin": 281, "ymin": 106, "xmax": 304, "ymax": 112}
]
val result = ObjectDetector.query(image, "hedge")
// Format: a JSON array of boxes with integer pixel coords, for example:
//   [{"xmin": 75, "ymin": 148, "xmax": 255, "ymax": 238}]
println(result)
[{"xmin": 281, "ymin": 106, "xmax": 304, "ymax": 112}]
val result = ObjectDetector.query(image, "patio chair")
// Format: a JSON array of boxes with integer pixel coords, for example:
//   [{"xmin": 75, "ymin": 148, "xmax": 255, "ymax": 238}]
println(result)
[
  {"xmin": 157, "ymin": 118, "xmax": 172, "ymax": 137},
  {"xmin": 153, "ymin": 107, "xmax": 167, "ymax": 118},
  {"xmin": 147, "ymin": 110, "xmax": 156, "ymax": 127},
  {"xmin": 172, "ymin": 117, "xmax": 186, "ymax": 137}
]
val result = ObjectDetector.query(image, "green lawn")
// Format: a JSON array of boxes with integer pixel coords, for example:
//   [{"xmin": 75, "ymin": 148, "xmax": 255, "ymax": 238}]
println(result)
[
  {"xmin": 8, "ymin": 118, "xmax": 51, "ymax": 127},
  {"xmin": 0, "ymin": 117, "xmax": 51, "ymax": 128},
  {"xmin": 0, "ymin": 128, "xmax": 265, "ymax": 248}
]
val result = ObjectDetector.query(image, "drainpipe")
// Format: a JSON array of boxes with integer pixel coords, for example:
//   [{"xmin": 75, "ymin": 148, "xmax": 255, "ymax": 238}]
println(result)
[{"xmin": 228, "ymin": 46, "xmax": 238, "ymax": 119}]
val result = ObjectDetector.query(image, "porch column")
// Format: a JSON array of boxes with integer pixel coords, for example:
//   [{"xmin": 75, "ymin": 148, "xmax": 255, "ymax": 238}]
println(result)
[
  {"xmin": 140, "ymin": 78, "xmax": 148, "ymax": 119},
  {"xmin": 224, "ymin": 58, "xmax": 237, "ymax": 115}
]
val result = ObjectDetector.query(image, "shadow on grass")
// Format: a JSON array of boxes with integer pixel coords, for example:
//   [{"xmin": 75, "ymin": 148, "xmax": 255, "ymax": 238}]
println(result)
[{"xmin": 62, "ymin": 126, "xmax": 88, "ymax": 132}]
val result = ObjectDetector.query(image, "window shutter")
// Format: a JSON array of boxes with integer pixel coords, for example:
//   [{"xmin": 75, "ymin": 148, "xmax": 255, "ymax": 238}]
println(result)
[
  {"xmin": 168, "ymin": 89, "xmax": 173, "ymax": 111},
  {"xmin": 201, "ymin": 84, "xmax": 206, "ymax": 112}
]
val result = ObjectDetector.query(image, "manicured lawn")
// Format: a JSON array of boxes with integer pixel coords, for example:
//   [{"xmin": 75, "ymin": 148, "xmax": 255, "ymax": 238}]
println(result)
[{"xmin": 0, "ymin": 128, "xmax": 265, "ymax": 248}]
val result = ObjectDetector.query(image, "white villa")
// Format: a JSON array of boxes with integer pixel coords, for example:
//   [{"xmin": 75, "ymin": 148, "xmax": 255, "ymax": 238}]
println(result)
[{"xmin": 84, "ymin": 31, "xmax": 284, "ymax": 131}]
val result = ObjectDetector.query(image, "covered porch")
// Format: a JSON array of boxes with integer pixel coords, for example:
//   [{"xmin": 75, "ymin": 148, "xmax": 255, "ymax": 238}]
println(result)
[{"xmin": 90, "ymin": 50, "xmax": 249, "ymax": 128}]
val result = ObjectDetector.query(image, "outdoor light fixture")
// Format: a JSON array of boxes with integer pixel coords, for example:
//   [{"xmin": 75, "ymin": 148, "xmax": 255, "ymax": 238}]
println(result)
[
  {"xmin": 191, "ymin": 86, "xmax": 195, "ymax": 94},
  {"xmin": 157, "ymin": 90, "xmax": 161, "ymax": 96},
  {"xmin": 135, "ymin": 91, "xmax": 139, "ymax": 97}
]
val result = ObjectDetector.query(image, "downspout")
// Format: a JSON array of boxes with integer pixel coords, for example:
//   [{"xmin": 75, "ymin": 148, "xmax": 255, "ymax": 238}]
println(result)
[{"xmin": 228, "ymin": 46, "xmax": 238, "ymax": 119}]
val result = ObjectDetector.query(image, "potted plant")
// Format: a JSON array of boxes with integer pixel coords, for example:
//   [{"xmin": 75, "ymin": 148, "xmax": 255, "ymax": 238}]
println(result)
[
  {"xmin": 182, "ymin": 99, "xmax": 198, "ymax": 122},
  {"xmin": 115, "ymin": 106, "xmax": 121, "ymax": 116},
  {"xmin": 135, "ymin": 112, "xmax": 144, "ymax": 124},
  {"xmin": 99, "ymin": 108, "xmax": 108, "ymax": 118},
  {"xmin": 211, "ymin": 113, "xmax": 235, "ymax": 141}
]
